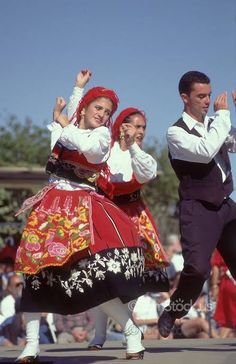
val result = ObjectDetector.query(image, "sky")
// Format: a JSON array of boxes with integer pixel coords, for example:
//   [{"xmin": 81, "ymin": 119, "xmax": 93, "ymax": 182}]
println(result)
[{"xmin": 0, "ymin": 0, "xmax": 236, "ymax": 192}]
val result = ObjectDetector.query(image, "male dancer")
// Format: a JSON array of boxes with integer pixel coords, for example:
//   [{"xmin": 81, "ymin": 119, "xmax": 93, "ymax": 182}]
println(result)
[{"xmin": 158, "ymin": 70, "xmax": 236, "ymax": 337}]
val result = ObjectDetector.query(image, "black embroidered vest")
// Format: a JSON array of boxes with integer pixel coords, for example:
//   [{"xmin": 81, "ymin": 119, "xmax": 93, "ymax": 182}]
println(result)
[
  {"xmin": 169, "ymin": 118, "xmax": 233, "ymax": 206},
  {"xmin": 46, "ymin": 142, "xmax": 105, "ymax": 187}
]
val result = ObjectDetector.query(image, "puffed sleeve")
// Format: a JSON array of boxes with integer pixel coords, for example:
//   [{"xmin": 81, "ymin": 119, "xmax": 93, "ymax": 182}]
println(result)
[
  {"xmin": 67, "ymin": 86, "xmax": 84, "ymax": 120},
  {"xmin": 59, "ymin": 125, "xmax": 111, "ymax": 164},
  {"xmin": 129, "ymin": 143, "xmax": 157, "ymax": 183},
  {"xmin": 47, "ymin": 121, "xmax": 63, "ymax": 150}
]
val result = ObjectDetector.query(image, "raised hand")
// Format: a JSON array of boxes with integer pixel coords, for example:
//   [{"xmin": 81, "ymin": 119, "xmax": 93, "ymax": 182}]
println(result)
[
  {"xmin": 121, "ymin": 123, "xmax": 137, "ymax": 147},
  {"xmin": 214, "ymin": 92, "xmax": 228, "ymax": 112},
  {"xmin": 75, "ymin": 69, "xmax": 92, "ymax": 88},
  {"xmin": 53, "ymin": 96, "xmax": 69, "ymax": 127}
]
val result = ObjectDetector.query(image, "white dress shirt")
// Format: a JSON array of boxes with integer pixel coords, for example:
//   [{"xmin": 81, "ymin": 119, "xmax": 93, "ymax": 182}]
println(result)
[{"xmin": 167, "ymin": 110, "xmax": 234, "ymax": 182}]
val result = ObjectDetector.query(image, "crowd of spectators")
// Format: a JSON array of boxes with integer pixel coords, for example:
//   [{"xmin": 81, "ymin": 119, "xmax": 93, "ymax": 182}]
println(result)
[{"xmin": 0, "ymin": 233, "xmax": 235, "ymax": 348}]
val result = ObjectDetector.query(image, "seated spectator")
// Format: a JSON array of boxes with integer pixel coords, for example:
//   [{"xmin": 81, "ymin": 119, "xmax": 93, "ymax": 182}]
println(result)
[
  {"xmin": 0, "ymin": 298, "xmax": 25, "ymax": 346},
  {"xmin": 54, "ymin": 310, "xmax": 95, "ymax": 344},
  {"xmin": 0, "ymin": 257, "xmax": 15, "ymax": 293},
  {"xmin": 0, "ymin": 274, "xmax": 24, "ymax": 325},
  {"xmin": 132, "ymin": 293, "xmax": 159, "ymax": 339},
  {"xmin": 172, "ymin": 316, "xmax": 219, "ymax": 339},
  {"xmin": 105, "ymin": 318, "xmax": 125, "ymax": 342},
  {"xmin": 157, "ymin": 291, "xmax": 219, "ymax": 339}
]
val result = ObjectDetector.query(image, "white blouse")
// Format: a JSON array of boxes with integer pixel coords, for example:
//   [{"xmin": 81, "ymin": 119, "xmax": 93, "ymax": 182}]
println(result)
[
  {"xmin": 47, "ymin": 121, "xmax": 111, "ymax": 191},
  {"xmin": 108, "ymin": 141, "xmax": 157, "ymax": 184}
]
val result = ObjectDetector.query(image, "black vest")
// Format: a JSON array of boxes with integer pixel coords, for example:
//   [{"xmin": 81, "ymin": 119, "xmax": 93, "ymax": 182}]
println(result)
[{"xmin": 169, "ymin": 118, "xmax": 233, "ymax": 206}]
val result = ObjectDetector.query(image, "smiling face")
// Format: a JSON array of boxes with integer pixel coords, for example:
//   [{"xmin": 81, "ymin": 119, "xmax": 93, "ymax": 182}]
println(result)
[
  {"xmin": 126, "ymin": 113, "xmax": 146, "ymax": 146},
  {"xmin": 80, "ymin": 97, "xmax": 113, "ymax": 129},
  {"xmin": 181, "ymin": 82, "xmax": 212, "ymax": 122}
]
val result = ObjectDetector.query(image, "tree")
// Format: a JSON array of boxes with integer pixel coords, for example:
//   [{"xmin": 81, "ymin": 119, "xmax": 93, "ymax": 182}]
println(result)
[
  {"xmin": 0, "ymin": 114, "xmax": 50, "ymax": 247},
  {"xmin": 0, "ymin": 115, "xmax": 50, "ymax": 166},
  {"xmin": 0, "ymin": 187, "xmax": 30, "ymax": 248},
  {"xmin": 142, "ymin": 138, "xmax": 179, "ymax": 241}
]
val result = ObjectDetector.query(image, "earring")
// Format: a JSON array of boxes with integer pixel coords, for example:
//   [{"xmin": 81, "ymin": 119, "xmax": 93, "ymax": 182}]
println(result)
[
  {"xmin": 120, "ymin": 131, "xmax": 125, "ymax": 140},
  {"xmin": 80, "ymin": 108, "xmax": 86, "ymax": 118}
]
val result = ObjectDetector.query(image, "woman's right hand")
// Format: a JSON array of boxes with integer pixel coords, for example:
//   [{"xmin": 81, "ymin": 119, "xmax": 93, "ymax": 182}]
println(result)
[{"xmin": 75, "ymin": 69, "xmax": 92, "ymax": 88}]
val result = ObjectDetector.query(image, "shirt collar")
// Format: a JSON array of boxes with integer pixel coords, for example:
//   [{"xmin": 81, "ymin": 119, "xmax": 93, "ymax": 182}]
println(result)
[{"xmin": 182, "ymin": 112, "xmax": 209, "ymax": 136}]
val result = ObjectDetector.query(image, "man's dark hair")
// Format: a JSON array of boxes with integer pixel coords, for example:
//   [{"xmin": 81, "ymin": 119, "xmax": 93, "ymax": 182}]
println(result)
[{"xmin": 178, "ymin": 71, "xmax": 210, "ymax": 95}]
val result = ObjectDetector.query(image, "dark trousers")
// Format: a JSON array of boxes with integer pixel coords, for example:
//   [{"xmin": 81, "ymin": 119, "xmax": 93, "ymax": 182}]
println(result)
[{"xmin": 168, "ymin": 198, "xmax": 236, "ymax": 318}]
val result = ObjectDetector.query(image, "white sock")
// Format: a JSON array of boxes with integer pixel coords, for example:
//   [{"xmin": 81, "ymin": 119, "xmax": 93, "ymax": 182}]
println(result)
[
  {"xmin": 89, "ymin": 307, "xmax": 107, "ymax": 346},
  {"xmin": 99, "ymin": 298, "xmax": 144, "ymax": 353},
  {"xmin": 17, "ymin": 312, "xmax": 41, "ymax": 359}
]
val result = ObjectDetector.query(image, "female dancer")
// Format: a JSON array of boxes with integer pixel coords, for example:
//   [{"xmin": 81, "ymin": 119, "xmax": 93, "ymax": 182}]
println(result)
[
  {"xmin": 87, "ymin": 107, "xmax": 169, "ymax": 349},
  {"xmin": 15, "ymin": 85, "xmax": 147, "ymax": 362}
]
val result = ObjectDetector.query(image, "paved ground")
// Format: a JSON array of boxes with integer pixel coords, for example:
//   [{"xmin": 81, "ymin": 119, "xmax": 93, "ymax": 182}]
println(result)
[{"xmin": 0, "ymin": 339, "xmax": 236, "ymax": 364}]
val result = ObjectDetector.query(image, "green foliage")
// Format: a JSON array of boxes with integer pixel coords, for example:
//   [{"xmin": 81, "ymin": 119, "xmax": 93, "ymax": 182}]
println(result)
[
  {"xmin": 142, "ymin": 138, "xmax": 178, "ymax": 209},
  {"xmin": 0, "ymin": 188, "xmax": 30, "ymax": 248},
  {"xmin": 0, "ymin": 114, "xmax": 50, "ymax": 248},
  {"xmin": 0, "ymin": 115, "xmax": 50, "ymax": 166},
  {"xmin": 142, "ymin": 138, "xmax": 179, "ymax": 241}
]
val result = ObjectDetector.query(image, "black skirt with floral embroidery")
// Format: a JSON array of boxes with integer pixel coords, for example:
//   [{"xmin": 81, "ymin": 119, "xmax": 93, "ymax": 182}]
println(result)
[{"xmin": 20, "ymin": 247, "xmax": 169, "ymax": 314}]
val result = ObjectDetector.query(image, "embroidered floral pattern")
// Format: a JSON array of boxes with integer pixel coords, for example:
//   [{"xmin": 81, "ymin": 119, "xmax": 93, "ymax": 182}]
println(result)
[
  {"xmin": 24, "ymin": 248, "xmax": 145, "ymax": 298},
  {"xmin": 15, "ymin": 195, "xmax": 92, "ymax": 274},
  {"xmin": 133, "ymin": 210, "xmax": 169, "ymax": 268}
]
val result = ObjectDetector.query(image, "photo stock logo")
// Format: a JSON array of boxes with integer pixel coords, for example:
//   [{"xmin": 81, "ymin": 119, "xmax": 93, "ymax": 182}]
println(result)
[{"xmin": 165, "ymin": 298, "xmax": 193, "ymax": 313}]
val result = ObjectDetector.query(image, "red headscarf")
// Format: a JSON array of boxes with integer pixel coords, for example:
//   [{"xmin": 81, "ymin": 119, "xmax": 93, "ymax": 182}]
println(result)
[
  {"xmin": 75, "ymin": 86, "xmax": 119, "ymax": 126},
  {"xmin": 112, "ymin": 107, "xmax": 146, "ymax": 142}
]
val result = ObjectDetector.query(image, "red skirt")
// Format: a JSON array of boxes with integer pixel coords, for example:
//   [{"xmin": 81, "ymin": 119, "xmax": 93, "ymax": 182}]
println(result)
[
  {"xmin": 214, "ymin": 277, "xmax": 236, "ymax": 328},
  {"xmin": 15, "ymin": 188, "xmax": 139, "ymax": 275},
  {"xmin": 16, "ymin": 188, "xmax": 169, "ymax": 315},
  {"xmin": 116, "ymin": 198, "xmax": 169, "ymax": 268}
]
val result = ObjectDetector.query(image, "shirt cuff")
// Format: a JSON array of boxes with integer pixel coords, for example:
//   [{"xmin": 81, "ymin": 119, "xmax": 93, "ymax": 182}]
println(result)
[
  {"xmin": 62, "ymin": 123, "xmax": 77, "ymax": 133},
  {"xmin": 214, "ymin": 109, "xmax": 231, "ymax": 132},
  {"xmin": 73, "ymin": 86, "xmax": 84, "ymax": 95},
  {"xmin": 47, "ymin": 121, "xmax": 61, "ymax": 131},
  {"xmin": 215, "ymin": 109, "xmax": 230, "ymax": 117},
  {"xmin": 129, "ymin": 142, "xmax": 142, "ymax": 157}
]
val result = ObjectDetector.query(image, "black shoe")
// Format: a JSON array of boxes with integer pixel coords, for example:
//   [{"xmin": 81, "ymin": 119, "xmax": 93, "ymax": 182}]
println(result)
[
  {"xmin": 15, "ymin": 355, "xmax": 39, "ymax": 363},
  {"xmin": 126, "ymin": 350, "xmax": 145, "ymax": 360},
  {"xmin": 158, "ymin": 310, "xmax": 175, "ymax": 338},
  {"xmin": 87, "ymin": 344, "xmax": 103, "ymax": 351}
]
